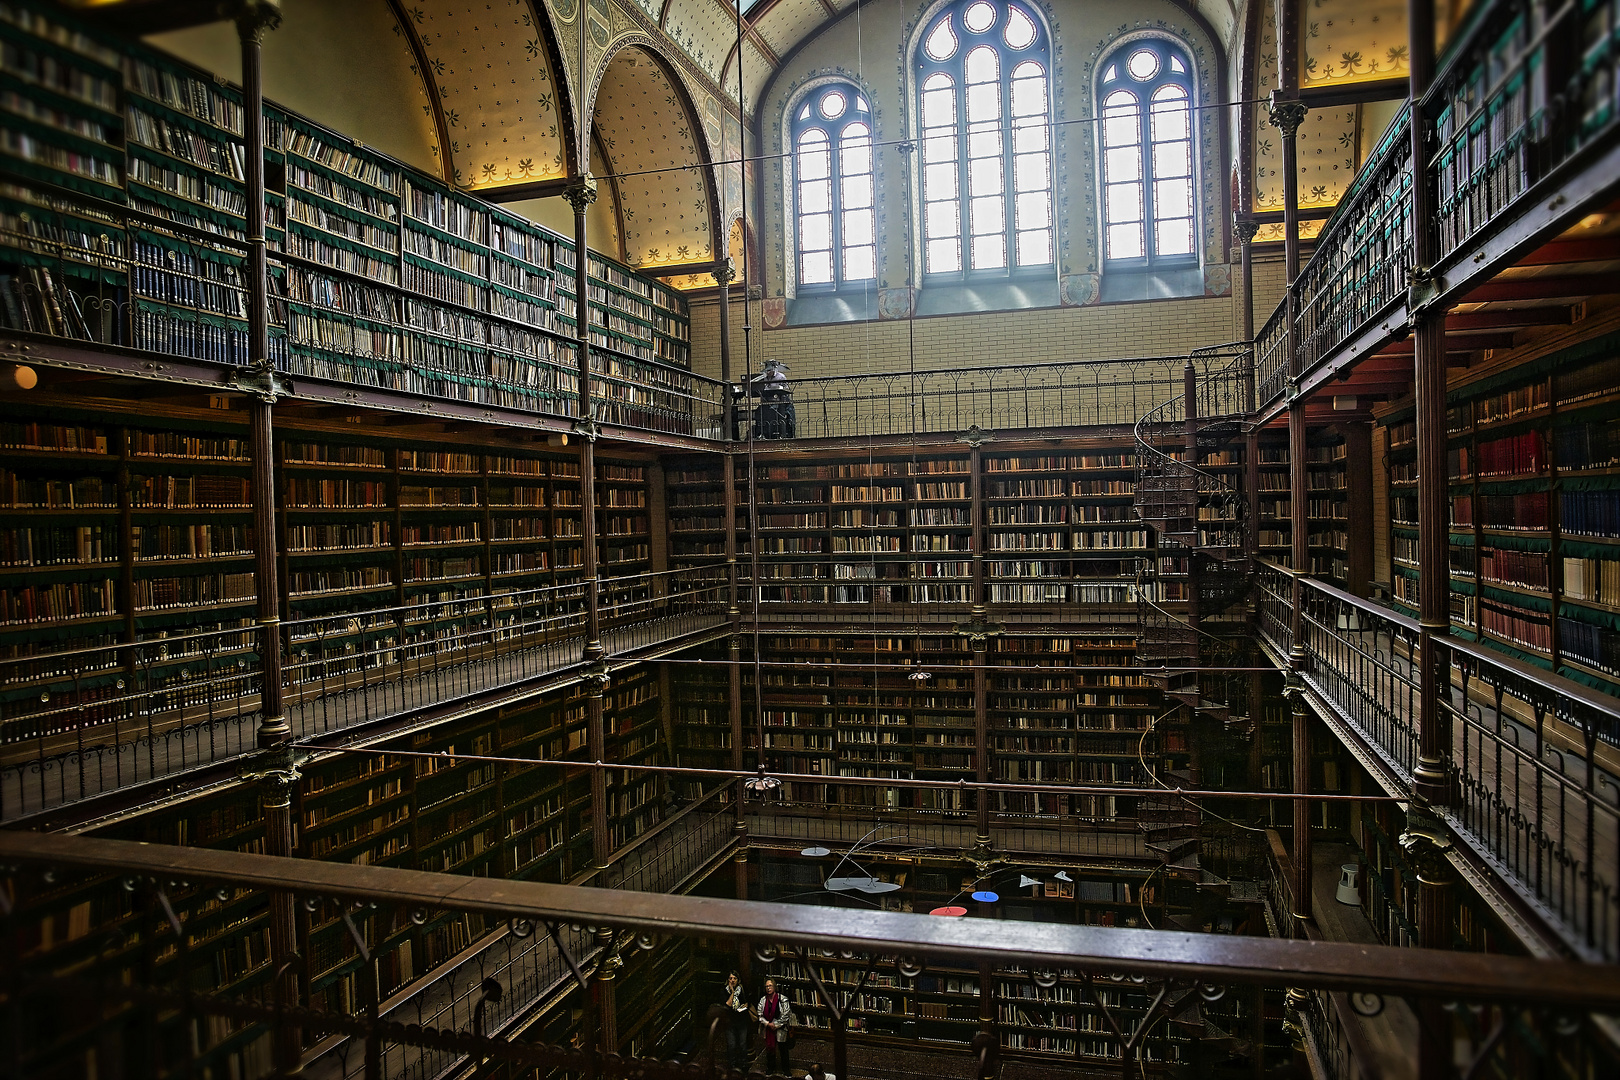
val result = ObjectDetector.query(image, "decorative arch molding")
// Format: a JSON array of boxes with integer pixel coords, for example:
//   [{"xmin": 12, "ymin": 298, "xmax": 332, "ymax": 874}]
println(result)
[
  {"xmin": 524, "ymin": 0, "xmax": 583, "ymax": 177},
  {"xmin": 775, "ymin": 70, "xmax": 885, "ymax": 299},
  {"xmin": 589, "ymin": 38, "xmax": 724, "ymax": 270},
  {"xmin": 382, "ymin": 0, "xmax": 452, "ymax": 183}
]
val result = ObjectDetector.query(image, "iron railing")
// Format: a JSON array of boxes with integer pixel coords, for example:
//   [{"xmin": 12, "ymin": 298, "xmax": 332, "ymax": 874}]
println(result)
[
  {"xmin": 1255, "ymin": 562, "xmax": 1620, "ymax": 964},
  {"xmin": 0, "ymin": 563, "xmax": 729, "ymax": 821},
  {"xmin": 774, "ymin": 354, "xmax": 1204, "ymax": 441},
  {"xmin": 306, "ymin": 786, "xmax": 739, "ymax": 1080},
  {"xmin": 1254, "ymin": 0, "xmax": 1620, "ymax": 410},
  {"xmin": 4, "ymin": 830, "xmax": 1619, "ymax": 1080},
  {"xmin": 1294, "ymin": 107, "xmax": 1414, "ymax": 376}
]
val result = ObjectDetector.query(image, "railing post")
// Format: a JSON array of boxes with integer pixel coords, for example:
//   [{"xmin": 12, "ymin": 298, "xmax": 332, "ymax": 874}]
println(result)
[
  {"xmin": 1408, "ymin": 0, "xmax": 1452, "ymax": 808},
  {"xmin": 1288, "ymin": 397, "xmax": 1308, "ymax": 662},
  {"xmin": 564, "ymin": 178, "xmax": 603, "ymax": 664}
]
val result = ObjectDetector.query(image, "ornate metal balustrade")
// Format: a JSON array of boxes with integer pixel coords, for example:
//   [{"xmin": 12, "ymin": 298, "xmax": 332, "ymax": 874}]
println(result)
[
  {"xmin": 1254, "ymin": 562, "xmax": 1620, "ymax": 963},
  {"xmin": 306, "ymin": 787, "xmax": 739, "ymax": 1080},
  {"xmin": 773, "ymin": 354, "xmax": 1206, "ymax": 442},
  {"xmin": 1254, "ymin": 296, "xmax": 1291, "ymax": 411},
  {"xmin": 0, "ymin": 563, "xmax": 730, "ymax": 822},
  {"xmin": 1294, "ymin": 108, "xmax": 1415, "ymax": 376},
  {"xmin": 4, "ymin": 830, "xmax": 1618, "ymax": 1080},
  {"xmin": 1429, "ymin": 0, "xmax": 1620, "ymax": 262}
]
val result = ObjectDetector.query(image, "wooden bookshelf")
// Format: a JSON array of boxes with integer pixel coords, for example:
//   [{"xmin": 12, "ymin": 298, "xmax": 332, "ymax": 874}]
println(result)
[
  {"xmin": 0, "ymin": 0, "xmax": 693, "ymax": 432},
  {"xmin": 1378, "ymin": 345, "xmax": 1620, "ymax": 691}
]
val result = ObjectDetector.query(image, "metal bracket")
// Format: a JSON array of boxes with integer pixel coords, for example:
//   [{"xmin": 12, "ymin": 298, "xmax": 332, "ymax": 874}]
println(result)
[
  {"xmin": 581, "ymin": 659, "xmax": 612, "ymax": 693},
  {"xmin": 239, "ymin": 743, "xmax": 309, "ymax": 805},
  {"xmin": 1407, "ymin": 265, "xmax": 1443, "ymax": 316},
  {"xmin": 960, "ymin": 834, "xmax": 1003, "ymax": 876},
  {"xmin": 226, "ymin": 366, "xmax": 291, "ymax": 404},
  {"xmin": 952, "ymin": 613, "xmax": 1003, "ymax": 648},
  {"xmin": 1398, "ymin": 804, "xmax": 1456, "ymax": 886}
]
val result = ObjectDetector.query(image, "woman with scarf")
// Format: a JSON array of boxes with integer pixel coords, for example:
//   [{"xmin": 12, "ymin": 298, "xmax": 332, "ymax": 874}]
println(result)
[{"xmin": 756, "ymin": 977, "xmax": 794, "ymax": 1075}]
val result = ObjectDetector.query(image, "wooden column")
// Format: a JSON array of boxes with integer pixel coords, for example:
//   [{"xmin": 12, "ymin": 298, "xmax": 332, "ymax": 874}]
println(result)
[
  {"xmin": 1268, "ymin": 20, "xmax": 1308, "ymax": 654},
  {"xmin": 1399, "ymin": 818, "xmax": 1455, "ymax": 1080},
  {"xmin": 1408, "ymin": 0, "xmax": 1451, "ymax": 807},
  {"xmin": 563, "ymin": 179, "xmax": 612, "ymax": 881}
]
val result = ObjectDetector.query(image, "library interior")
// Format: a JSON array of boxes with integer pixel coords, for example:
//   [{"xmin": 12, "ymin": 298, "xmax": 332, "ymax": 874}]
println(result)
[{"xmin": 4, "ymin": 0, "xmax": 1620, "ymax": 1076}]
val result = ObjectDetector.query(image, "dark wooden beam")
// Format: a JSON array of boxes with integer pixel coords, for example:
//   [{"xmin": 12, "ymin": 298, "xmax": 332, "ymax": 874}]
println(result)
[
  {"xmin": 1445, "ymin": 308, "xmax": 1572, "ymax": 330},
  {"xmin": 1374, "ymin": 333, "xmax": 1518, "ymax": 355},
  {"xmin": 1514, "ymin": 236, "xmax": 1620, "ymax": 266},
  {"xmin": 1235, "ymin": 207, "xmax": 1337, "ymax": 226},
  {"xmin": 644, "ymin": 259, "xmax": 726, "ymax": 278},
  {"xmin": 477, "ymin": 177, "xmax": 575, "ymax": 204},
  {"xmin": 1298, "ymin": 78, "xmax": 1410, "ymax": 109},
  {"xmin": 67, "ymin": 0, "xmax": 224, "ymax": 35},
  {"xmin": 1460, "ymin": 274, "xmax": 1620, "ymax": 303}
]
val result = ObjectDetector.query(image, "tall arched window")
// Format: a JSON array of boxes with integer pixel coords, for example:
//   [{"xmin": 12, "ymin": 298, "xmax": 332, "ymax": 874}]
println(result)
[
  {"xmin": 793, "ymin": 85, "xmax": 875, "ymax": 287},
  {"xmin": 1098, "ymin": 38, "xmax": 1198, "ymax": 265},
  {"xmin": 916, "ymin": 0, "xmax": 1052, "ymax": 276}
]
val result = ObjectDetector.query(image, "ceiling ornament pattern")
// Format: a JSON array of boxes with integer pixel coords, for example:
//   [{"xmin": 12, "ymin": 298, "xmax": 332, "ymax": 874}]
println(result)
[
  {"xmin": 1302, "ymin": 0, "xmax": 1408, "ymax": 88},
  {"xmin": 1249, "ymin": 0, "xmax": 1350, "ymax": 244},
  {"xmin": 406, "ymin": 0, "xmax": 569, "ymax": 192},
  {"xmin": 662, "ymin": 0, "xmax": 736, "ymax": 80},
  {"xmin": 592, "ymin": 44, "xmax": 718, "ymax": 271}
]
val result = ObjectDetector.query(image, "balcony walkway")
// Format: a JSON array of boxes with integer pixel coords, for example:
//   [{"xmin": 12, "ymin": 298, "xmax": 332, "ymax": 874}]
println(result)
[
  {"xmin": 1, "ymin": 606, "xmax": 730, "ymax": 823},
  {"xmin": 1261, "ymin": 568, "xmax": 1620, "ymax": 964}
]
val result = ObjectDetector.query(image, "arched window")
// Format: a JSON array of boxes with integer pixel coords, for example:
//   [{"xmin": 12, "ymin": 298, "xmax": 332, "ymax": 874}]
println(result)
[
  {"xmin": 1098, "ymin": 37, "xmax": 1198, "ymax": 265},
  {"xmin": 792, "ymin": 85, "xmax": 875, "ymax": 287},
  {"xmin": 916, "ymin": 0, "xmax": 1052, "ymax": 276}
]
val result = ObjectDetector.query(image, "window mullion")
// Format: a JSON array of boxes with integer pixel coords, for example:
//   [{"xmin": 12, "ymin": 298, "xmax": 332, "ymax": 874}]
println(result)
[
  {"xmin": 830, "ymin": 142, "xmax": 844, "ymax": 284},
  {"xmin": 1002, "ymin": 72, "xmax": 1015, "ymax": 270},
  {"xmin": 957, "ymin": 67, "xmax": 970, "ymax": 279},
  {"xmin": 1142, "ymin": 87, "xmax": 1158, "ymax": 265}
]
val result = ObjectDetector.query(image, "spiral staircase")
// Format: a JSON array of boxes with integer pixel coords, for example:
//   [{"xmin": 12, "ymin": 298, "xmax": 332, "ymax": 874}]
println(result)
[{"xmin": 1130, "ymin": 345, "xmax": 1258, "ymax": 1071}]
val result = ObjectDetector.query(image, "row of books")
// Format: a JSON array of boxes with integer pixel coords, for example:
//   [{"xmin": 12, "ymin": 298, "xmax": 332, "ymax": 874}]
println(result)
[{"xmin": 1476, "ymin": 431, "xmax": 1545, "ymax": 476}]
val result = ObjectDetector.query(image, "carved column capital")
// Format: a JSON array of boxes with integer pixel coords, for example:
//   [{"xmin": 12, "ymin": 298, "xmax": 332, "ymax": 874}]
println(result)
[
  {"xmin": 240, "ymin": 743, "xmax": 305, "ymax": 809},
  {"xmin": 1234, "ymin": 217, "xmax": 1262, "ymax": 246},
  {"xmin": 562, "ymin": 175, "xmax": 599, "ymax": 212},
  {"xmin": 233, "ymin": 0, "xmax": 283, "ymax": 43},
  {"xmin": 1267, "ymin": 95, "xmax": 1309, "ymax": 139},
  {"xmin": 712, "ymin": 258, "xmax": 737, "ymax": 286},
  {"xmin": 1398, "ymin": 817, "xmax": 1455, "ymax": 887}
]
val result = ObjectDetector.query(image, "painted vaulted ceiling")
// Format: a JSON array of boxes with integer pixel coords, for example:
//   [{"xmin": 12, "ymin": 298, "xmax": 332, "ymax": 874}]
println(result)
[{"xmin": 400, "ymin": 0, "xmax": 572, "ymax": 192}]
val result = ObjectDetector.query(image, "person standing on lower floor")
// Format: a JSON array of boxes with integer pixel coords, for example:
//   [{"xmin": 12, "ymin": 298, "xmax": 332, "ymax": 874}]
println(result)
[
  {"xmin": 757, "ymin": 977, "xmax": 794, "ymax": 1075},
  {"xmin": 723, "ymin": 972, "xmax": 752, "ymax": 1068}
]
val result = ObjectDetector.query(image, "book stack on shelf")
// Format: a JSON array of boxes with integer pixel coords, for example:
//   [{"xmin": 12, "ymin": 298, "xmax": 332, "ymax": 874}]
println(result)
[
  {"xmin": 0, "ymin": 1, "xmax": 694, "ymax": 432},
  {"xmin": 1379, "ymin": 347, "xmax": 1620, "ymax": 691},
  {"xmin": 1304, "ymin": 432, "xmax": 1349, "ymax": 585}
]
